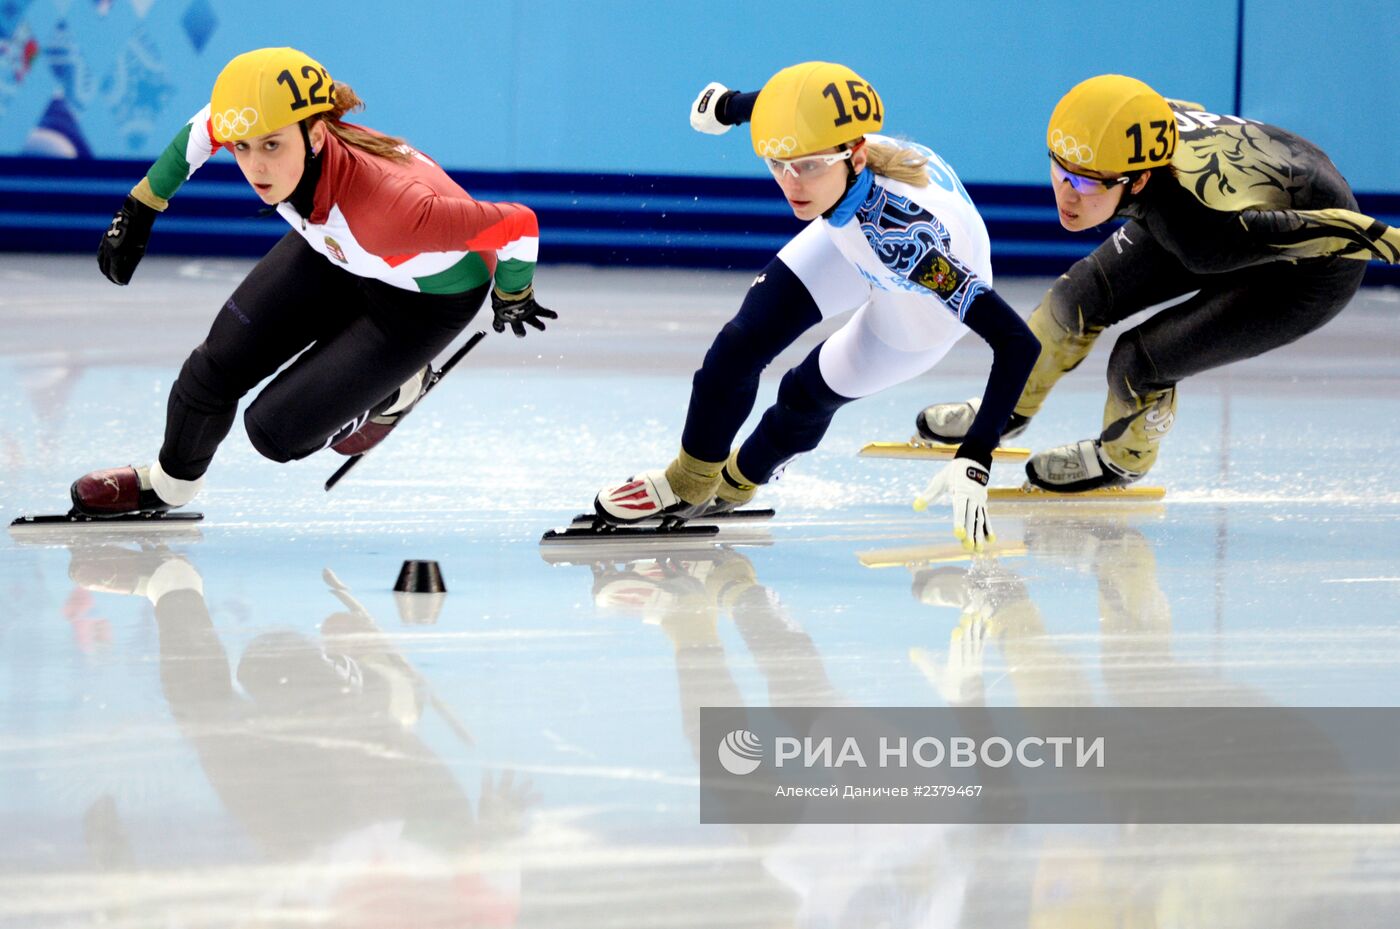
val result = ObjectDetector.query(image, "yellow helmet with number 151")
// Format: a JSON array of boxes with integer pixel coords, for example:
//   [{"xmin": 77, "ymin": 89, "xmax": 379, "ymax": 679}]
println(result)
[
  {"xmin": 209, "ymin": 47, "xmax": 336, "ymax": 143},
  {"xmin": 751, "ymin": 61, "xmax": 883, "ymax": 159},
  {"xmin": 1047, "ymin": 74, "xmax": 1176, "ymax": 174}
]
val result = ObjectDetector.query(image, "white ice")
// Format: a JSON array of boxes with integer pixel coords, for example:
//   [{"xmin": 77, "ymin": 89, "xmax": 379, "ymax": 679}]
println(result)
[{"xmin": 2, "ymin": 255, "xmax": 1399, "ymax": 927}]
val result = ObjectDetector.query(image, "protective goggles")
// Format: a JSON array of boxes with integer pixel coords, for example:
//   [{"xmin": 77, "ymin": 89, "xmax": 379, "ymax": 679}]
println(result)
[
  {"xmin": 765, "ymin": 149, "xmax": 853, "ymax": 179},
  {"xmin": 1049, "ymin": 152, "xmax": 1129, "ymax": 194}
]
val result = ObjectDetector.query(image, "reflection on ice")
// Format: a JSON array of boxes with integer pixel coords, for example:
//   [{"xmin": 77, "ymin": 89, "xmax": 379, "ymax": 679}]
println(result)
[{"xmin": 3, "ymin": 261, "xmax": 1400, "ymax": 925}]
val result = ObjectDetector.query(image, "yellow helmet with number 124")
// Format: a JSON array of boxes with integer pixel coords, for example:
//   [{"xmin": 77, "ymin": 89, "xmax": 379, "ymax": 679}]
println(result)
[
  {"xmin": 751, "ymin": 61, "xmax": 883, "ymax": 159},
  {"xmin": 209, "ymin": 47, "xmax": 336, "ymax": 143},
  {"xmin": 1047, "ymin": 74, "xmax": 1176, "ymax": 174}
]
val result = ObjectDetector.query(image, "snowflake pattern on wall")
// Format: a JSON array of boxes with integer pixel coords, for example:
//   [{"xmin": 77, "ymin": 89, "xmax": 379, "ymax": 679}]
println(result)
[
  {"xmin": 45, "ymin": 19, "xmax": 97, "ymax": 108},
  {"xmin": 101, "ymin": 29, "xmax": 174, "ymax": 151}
]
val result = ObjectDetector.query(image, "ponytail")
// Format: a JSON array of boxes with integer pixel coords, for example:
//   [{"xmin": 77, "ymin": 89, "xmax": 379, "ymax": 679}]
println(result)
[
  {"xmin": 317, "ymin": 82, "xmax": 413, "ymax": 163},
  {"xmin": 864, "ymin": 140, "xmax": 931, "ymax": 187}
]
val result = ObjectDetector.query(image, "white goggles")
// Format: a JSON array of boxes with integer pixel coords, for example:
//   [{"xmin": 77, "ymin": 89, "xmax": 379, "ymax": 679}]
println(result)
[{"xmin": 764, "ymin": 149, "xmax": 853, "ymax": 179}]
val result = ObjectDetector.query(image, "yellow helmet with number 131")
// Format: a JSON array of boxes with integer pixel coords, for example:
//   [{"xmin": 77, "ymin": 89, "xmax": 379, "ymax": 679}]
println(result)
[
  {"xmin": 1047, "ymin": 74, "xmax": 1176, "ymax": 174},
  {"xmin": 209, "ymin": 47, "xmax": 336, "ymax": 143},
  {"xmin": 750, "ymin": 61, "xmax": 883, "ymax": 159}
]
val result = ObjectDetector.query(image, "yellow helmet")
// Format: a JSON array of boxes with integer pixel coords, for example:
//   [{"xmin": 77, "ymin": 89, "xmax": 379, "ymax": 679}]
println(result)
[
  {"xmin": 1047, "ymin": 74, "xmax": 1176, "ymax": 174},
  {"xmin": 210, "ymin": 47, "xmax": 335, "ymax": 143},
  {"xmin": 750, "ymin": 61, "xmax": 883, "ymax": 159}
]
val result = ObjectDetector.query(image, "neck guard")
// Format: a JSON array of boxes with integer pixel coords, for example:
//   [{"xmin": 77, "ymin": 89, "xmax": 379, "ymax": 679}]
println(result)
[{"xmin": 825, "ymin": 166, "xmax": 874, "ymax": 226}]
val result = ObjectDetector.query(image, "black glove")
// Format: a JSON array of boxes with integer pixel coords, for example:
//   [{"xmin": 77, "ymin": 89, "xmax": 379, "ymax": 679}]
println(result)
[
  {"xmin": 491, "ymin": 285, "xmax": 557, "ymax": 338},
  {"xmin": 97, "ymin": 195, "xmax": 158, "ymax": 286}
]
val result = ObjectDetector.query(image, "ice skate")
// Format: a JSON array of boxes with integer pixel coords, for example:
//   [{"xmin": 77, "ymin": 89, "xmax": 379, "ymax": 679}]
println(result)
[
  {"xmin": 566, "ymin": 500, "xmax": 773, "ymax": 530},
  {"xmin": 324, "ymin": 330, "xmax": 487, "ymax": 491},
  {"xmin": 1024, "ymin": 439, "xmax": 1140, "ymax": 493},
  {"xmin": 9, "ymin": 464, "xmax": 206, "ymax": 528},
  {"xmin": 543, "ymin": 467, "xmax": 762, "ymax": 546},
  {"xmin": 861, "ymin": 398, "xmax": 1031, "ymax": 462},
  {"xmin": 54, "ymin": 462, "xmax": 201, "ymax": 521},
  {"xmin": 594, "ymin": 470, "xmax": 713, "ymax": 525},
  {"xmin": 69, "ymin": 465, "xmax": 171, "ymax": 517},
  {"xmin": 331, "ymin": 365, "xmax": 430, "ymax": 456},
  {"xmin": 915, "ymin": 397, "xmax": 1030, "ymax": 445}
]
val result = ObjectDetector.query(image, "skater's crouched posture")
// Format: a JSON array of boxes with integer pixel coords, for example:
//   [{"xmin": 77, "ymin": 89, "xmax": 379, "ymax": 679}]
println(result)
[
  {"xmin": 918, "ymin": 74, "xmax": 1399, "ymax": 492},
  {"xmin": 595, "ymin": 62, "xmax": 1040, "ymax": 551},
  {"xmin": 72, "ymin": 46, "xmax": 554, "ymax": 517}
]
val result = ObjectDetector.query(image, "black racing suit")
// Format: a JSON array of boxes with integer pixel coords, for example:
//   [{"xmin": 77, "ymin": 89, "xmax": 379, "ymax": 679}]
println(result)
[{"xmin": 1017, "ymin": 102, "xmax": 1396, "ymax": 477}]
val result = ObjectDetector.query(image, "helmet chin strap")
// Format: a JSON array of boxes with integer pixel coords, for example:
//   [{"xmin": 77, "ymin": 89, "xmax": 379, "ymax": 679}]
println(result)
[{"xmin": 285, "ymin": 119, "xmax": 324, "ymax": 218}]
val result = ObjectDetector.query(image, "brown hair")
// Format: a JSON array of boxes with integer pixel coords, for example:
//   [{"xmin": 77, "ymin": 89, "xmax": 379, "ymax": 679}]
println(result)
[
  {"xmin": 864, "ymin": 139, "xmax": 930, "ymax": 187},
  {"xmin": 316, "ymin": 82, "xmax": 413, "ymax": 163}
]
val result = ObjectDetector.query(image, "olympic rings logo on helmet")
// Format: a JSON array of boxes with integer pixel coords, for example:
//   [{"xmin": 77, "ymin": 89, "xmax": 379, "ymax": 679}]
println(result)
[
  {"xmin": 212, "ymin": 107, "xmax": 261, "ymax": 140},
  {"xmin": 755, "ymin": 136, "xmax": 800, "ymax": 158},
  {"xmin": 1048, "ymin": 128, "xmax": 1094, "ymax": 166}
]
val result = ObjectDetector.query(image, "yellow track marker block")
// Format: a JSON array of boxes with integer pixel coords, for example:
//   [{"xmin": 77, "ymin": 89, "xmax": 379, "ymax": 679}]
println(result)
[{"xmin": 859, "ymin": 441, "xmax": 1032, "ymax": 462}]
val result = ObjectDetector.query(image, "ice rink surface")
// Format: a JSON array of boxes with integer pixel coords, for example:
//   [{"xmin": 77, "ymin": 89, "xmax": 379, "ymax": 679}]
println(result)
[{"xmin": 3, "ymin": 254, "xmax": 1400, "ymax": 926}]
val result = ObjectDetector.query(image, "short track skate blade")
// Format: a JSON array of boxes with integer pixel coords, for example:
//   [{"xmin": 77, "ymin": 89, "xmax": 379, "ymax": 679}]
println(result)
[
  {"xmin": 860, "ymin": 441, "xmax": 1031, "ymax": 462},
  {"xmin": 567, "ymin": 508, "xmax": 775, "ymax": 528},
  {"xmin": 325, "ymin": 329, "xmax": 487, "ymax": 492},
  {"xmin": 988, "ymin": 485, "xmax": 1166, "ymax": 501},
  {"xmin": 540, "ymin": 524, "xmax": 721, "ymax": 545},
  {"xmin": 10, "ymin": 511, "xmax": 205, "ymax": 528},
  {"xmin": 324, "ymin": 454, "xmax": 362, "ymax": 491}
]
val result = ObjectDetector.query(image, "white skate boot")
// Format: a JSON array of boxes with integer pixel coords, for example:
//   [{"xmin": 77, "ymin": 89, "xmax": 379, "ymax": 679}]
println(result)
[
  {"xmin": 1025, "ymin": 439, "xmax": 1140, "ymax": 493},
  {"xmin": 915, "ymin": 397, "xmax": 1031, "ymax": 444},
  {"xmin": 594, "ymin": 470, "xmax": 712, "ymax": 525}
]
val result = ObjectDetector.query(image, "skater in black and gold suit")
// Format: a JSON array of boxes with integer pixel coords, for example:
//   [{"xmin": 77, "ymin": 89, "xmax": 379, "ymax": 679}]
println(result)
[{"xmin": 918, "ymin": 74, "xmax": 1399, "ymax": 491}]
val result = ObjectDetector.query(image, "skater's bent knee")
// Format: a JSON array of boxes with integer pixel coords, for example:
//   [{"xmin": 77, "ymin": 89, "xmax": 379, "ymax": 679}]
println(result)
[
  {"xmin": 1043, "ymin": 264, "xmax": 1109, "ymax": 336},
  {"xmin": 175, "ymin": 343, "xmax": 260, "ymax": 413},
  {"xmin": 777, "ymin": 351, "xmax": 850, "ymax": 415},
  {"xmin": 698, "ymin": 319, "xmax": 780, "ymax": 379},
  {"xmin": 243, "ymin": 406, "xmax": 298, "ymax": 463},
  {"xmin": 1106, "ymin": 330, "xmax": 1159, "ymax": 400}
]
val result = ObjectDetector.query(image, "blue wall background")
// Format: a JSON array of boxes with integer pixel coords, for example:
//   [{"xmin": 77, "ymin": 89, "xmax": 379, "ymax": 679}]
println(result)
[{"xmin": 0, "ymin": 0, "xmax": 1395, "ymax": 276}]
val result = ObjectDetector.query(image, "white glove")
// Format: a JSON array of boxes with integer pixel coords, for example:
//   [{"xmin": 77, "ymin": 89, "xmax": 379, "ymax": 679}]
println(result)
[
  {"xmin": 914, "ymin": 457, "xmax": 994, "ymax": 552},
  {"xmin": 689, "ymin": 82, "xmax": 733, "ymax": 135}
]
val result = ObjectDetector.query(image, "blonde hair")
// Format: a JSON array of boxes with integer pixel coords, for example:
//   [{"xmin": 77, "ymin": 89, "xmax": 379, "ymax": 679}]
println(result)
[
  {"xmin": 316, "ymin": 82, "xmax": 413, "ymax": 163},
  {"xmin": 863, "ymin": 139, "xmax": 930, "ymax": 186}
]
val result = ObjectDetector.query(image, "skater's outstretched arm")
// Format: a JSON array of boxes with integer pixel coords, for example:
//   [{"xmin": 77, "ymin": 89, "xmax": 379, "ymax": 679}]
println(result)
[
  {"xmin": 688, "ymin": 82, "xmax": 759, "ymax": 134},
  {"xmin": 97, "ymin": 105, "xmax": 224, "ymax": 285},
  {"xmin": 915, "ymin": 289, "xmax": 1039, "ymax": 551},
  {"xmin": 954, "ymin": 289, "xmax": 1041, "ymax": 470}
]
